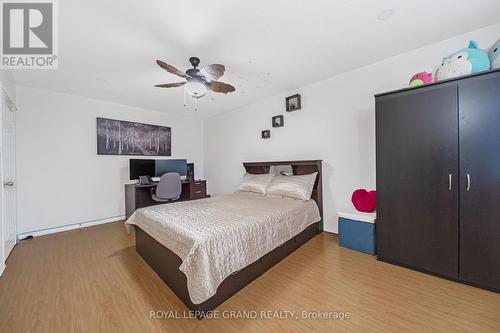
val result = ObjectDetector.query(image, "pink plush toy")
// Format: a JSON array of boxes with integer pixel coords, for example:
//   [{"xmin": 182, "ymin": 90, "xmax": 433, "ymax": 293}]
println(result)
[
  {"xmin": 351, "ymin": 189, "xmax": 377, "ymax": 213},
  {"xmin": 409, "ymin": 72, "xmax": 433, "ymax": 87}
]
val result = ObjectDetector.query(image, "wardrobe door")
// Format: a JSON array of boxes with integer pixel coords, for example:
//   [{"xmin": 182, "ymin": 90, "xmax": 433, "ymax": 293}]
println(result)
[
  {"xmin": 376, "ymin": 86, "xmax": 459, "ymax": 278},
  {"xmin": 459, "ymin": 73, "xmax": 500, "ymax": 290}
]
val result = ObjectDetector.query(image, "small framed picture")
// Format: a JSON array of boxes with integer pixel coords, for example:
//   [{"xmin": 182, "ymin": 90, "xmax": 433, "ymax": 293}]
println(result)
[
  {"xmin": 261, "ymin": 130, "xmax": 271, "ymax": 139},
  {"xmin": 286, "ymin": 94, "xmax": 301, "ymax": 112},
  {"xmin": 272, "ymin": 115, "xmax": 284, "ymax": 128}
]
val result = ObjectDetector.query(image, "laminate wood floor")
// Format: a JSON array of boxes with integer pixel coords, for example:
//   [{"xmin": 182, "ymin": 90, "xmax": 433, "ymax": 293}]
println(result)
[{"xmin": 1, "ymin": 221, "xmax": 499, "ymax": 333}]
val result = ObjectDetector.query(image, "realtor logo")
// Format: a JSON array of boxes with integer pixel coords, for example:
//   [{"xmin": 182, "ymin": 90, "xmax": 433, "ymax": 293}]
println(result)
[{"xmin": 1, "ymin": 0, "xmax": 58, "ymax": 69}]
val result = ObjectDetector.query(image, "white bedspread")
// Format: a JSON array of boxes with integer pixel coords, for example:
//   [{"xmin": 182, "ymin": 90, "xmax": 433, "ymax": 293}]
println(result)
[{"xmin": 125, "ymin": 192, "xmax": 321, "ymax": 304}]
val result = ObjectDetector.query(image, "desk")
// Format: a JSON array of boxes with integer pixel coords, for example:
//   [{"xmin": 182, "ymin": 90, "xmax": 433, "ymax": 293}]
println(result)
[{"xmin": 125, "ymin": 180, "xmax": 208, "ymax": 219}]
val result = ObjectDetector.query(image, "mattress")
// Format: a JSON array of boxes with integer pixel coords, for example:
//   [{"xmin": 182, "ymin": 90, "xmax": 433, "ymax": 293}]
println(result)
[{"xmin": 125, "ymin": 191, "xmax": 321, "ymax": 304}]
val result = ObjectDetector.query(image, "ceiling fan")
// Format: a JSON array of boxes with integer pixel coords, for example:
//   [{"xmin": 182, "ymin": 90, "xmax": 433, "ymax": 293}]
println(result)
[{"xmin": 155, "ymin": 57, "xmax": 235, "ymax": 110}]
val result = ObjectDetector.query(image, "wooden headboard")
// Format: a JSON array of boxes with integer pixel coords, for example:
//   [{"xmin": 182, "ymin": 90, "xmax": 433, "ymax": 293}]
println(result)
[{"xmin": 242, "ymin": 160, "xmax": 323, "ymax": 232}]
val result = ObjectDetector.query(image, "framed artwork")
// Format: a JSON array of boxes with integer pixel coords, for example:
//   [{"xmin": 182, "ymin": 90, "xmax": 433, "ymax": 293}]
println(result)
[
  {"xmin": 97, "ymin": 117, "xmax": 171, "ymax": 156},
  {"xmin": 286, "ymin": 94, "xmax": 301, "ymax": 112},
  {"xmin": 272, "ymin": 115, "xmax": 284, "ymax": 128},
  {"xmin": 261, "ymin": 130, "xmax": 271, "ymax": 139}
]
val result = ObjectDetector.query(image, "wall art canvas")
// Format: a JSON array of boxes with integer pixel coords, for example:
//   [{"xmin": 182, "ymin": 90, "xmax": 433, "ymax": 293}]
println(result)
[{"xmin": 97, "ymin": 117, "xmax": 171, "ymax": 156}]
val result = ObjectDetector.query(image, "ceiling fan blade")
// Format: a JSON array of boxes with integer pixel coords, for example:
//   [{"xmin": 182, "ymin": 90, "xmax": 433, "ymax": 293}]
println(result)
[
  {"xmin": 199, "ymin": 64, "xmax": 225, "ymax": 81},
  {"xmin": 154, "ymin": 82, "xmax": 186, "ymax": 88},
  {"xmin": 207, "ymin": 81, "xmax": 235, "ymax": 94},
  {"xmin": 156, "ymin": 60, "xmax": 188, "ymax": 78}
]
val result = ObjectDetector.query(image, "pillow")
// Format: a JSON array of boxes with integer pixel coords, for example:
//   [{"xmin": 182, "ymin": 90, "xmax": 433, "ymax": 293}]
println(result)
[
  {"xmin": 267, "ymin": 172, "xmax": 318, "ymax": 201},
  {"xmin": 237, "ymin": 172, "xmax": 275, "ymax": 194}
]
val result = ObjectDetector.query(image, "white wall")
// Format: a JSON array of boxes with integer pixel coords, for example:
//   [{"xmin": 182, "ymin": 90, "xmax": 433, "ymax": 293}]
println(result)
[
  {"xmin": 203, "ymin": 23, "xmax": 500, "ymax": 233},
  {"xmin": 16, "ymin": 86, "xmax": 203, "ymax": 235},
  {"xmin": 0, "ymin": 70, "xmax": 16, "ymax": 100}
]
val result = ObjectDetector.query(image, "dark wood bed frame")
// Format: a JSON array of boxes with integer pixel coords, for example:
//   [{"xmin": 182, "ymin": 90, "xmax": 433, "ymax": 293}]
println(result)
[{"xmin": 134, "ymin": 160, "xmax": 323, "ymax": 316}]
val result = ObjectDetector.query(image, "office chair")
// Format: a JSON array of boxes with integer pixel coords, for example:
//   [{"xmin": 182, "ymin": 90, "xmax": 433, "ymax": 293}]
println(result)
[{"xmin": 151, "ymin": 172, "xmax": 182, "ymax": 202}]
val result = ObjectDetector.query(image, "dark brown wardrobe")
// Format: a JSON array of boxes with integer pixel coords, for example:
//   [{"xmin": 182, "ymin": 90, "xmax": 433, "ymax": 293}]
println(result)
[{"xmin": 375, "ymin": 69, "xmax": 500, "ymax": 292}]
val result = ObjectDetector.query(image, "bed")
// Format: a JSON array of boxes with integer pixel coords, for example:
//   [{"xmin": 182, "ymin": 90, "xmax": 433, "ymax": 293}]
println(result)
[{"xmin": 126, "ymin": 160, "xmax": 323, "ymax": 315}]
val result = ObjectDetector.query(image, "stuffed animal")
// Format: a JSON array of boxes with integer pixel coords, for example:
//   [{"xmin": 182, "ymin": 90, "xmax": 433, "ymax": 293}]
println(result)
[
  {"xmin": 351, "ymin": 189, "xmax": 376, "ymax": 213},
  {"xmin": 489, "ymin": 38, "xmax": 500, "ymax": 69},
  {"xmin": 435, "ymin": 41, "xmax": 491, "ymax": 81},
  {"xmin": 409, "ymin": 72, "xmax": 433, "ymax": 87}
]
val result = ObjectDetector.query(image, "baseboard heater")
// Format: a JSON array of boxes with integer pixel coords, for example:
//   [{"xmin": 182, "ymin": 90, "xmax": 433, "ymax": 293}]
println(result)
[{"xmin": 17, "ymin": 215, "xmax": 125, "ymax": 240}]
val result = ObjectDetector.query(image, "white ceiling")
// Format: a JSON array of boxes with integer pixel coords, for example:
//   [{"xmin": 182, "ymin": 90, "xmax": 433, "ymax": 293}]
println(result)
[{"xmin": 11, "ymin": 0, "xmax": 500, "ymax": 118}]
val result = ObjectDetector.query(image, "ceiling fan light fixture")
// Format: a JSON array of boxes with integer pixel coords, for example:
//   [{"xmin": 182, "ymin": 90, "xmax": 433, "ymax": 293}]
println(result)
[
  {"xmin": 184, "ymin": 81, "xmax": 207, "ymax": 98},
  {"xmin": 155, "ymin": 57, "xmax": 235, "ymax": 110}
]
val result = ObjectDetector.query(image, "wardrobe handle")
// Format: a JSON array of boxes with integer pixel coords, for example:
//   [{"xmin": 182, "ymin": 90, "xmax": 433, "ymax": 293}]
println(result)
[
  {"xmin": 448, "ymin": 174, "xmax": 452, "ymax": 191},
  {"xmin": 466, "ymin": 174, "xmax": 471, "ymax": 192}
]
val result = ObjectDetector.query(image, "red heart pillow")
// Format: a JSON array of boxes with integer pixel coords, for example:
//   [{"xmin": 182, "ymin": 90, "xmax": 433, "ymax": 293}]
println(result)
[{"xmin": 351, "ymin": 189, "xmax": 376, "ymax": 213}]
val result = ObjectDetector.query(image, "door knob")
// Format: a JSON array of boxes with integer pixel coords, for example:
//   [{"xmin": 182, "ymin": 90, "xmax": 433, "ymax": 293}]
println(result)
[{"xmin": 3, "ymin": 181, "xmax": 14, "ymax": 187}]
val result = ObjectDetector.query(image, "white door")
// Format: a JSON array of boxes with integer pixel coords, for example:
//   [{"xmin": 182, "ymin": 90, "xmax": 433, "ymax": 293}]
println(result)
[{"xmin": 2, "ymin": 91, "xmax": 16, "ymax": 259}]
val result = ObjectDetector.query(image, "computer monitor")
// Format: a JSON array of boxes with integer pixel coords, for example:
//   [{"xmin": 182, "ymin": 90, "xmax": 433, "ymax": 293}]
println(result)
[
  {"xmin": 155, "ymin": 159, "xmax": 187, "ymax": 177},
  {"xmin": 129, "ymin": 159, "xmax": 188, "ymax": 180},
  {"xmin": 129, "ymin": 159, "xmax": 155, "ymax": 180}
]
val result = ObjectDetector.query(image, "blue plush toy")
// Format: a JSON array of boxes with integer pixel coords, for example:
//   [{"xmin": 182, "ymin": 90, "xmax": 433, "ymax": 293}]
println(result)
[
  {"xmin": 489, "ymin": 38, "xmax": 500, "ymax": 69},
  {"xmin": 435, "ymin": 41, "xmax": 491, "ymax": 81}
]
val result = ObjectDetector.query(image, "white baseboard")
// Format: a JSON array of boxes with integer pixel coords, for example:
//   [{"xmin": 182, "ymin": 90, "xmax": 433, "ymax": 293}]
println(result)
[
  {"xmin": 17, "ymin": 215, "xmax": 125, "ymax": 240},
  {"xmin": 0, "ymin": 262, "xmax": 5, "ymax": 277}
]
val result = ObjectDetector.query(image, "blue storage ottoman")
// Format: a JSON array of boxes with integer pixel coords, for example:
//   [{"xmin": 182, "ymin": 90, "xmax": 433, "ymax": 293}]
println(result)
[{"xmin": 338, "ymin": 210, "xmax": 376, "ymax": 255}]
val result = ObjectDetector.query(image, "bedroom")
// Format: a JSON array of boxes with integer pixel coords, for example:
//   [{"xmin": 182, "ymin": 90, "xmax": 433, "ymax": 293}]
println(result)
[{"xmin": 0, "ymin": 0, "xmax": 500, "ymax": 331}]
